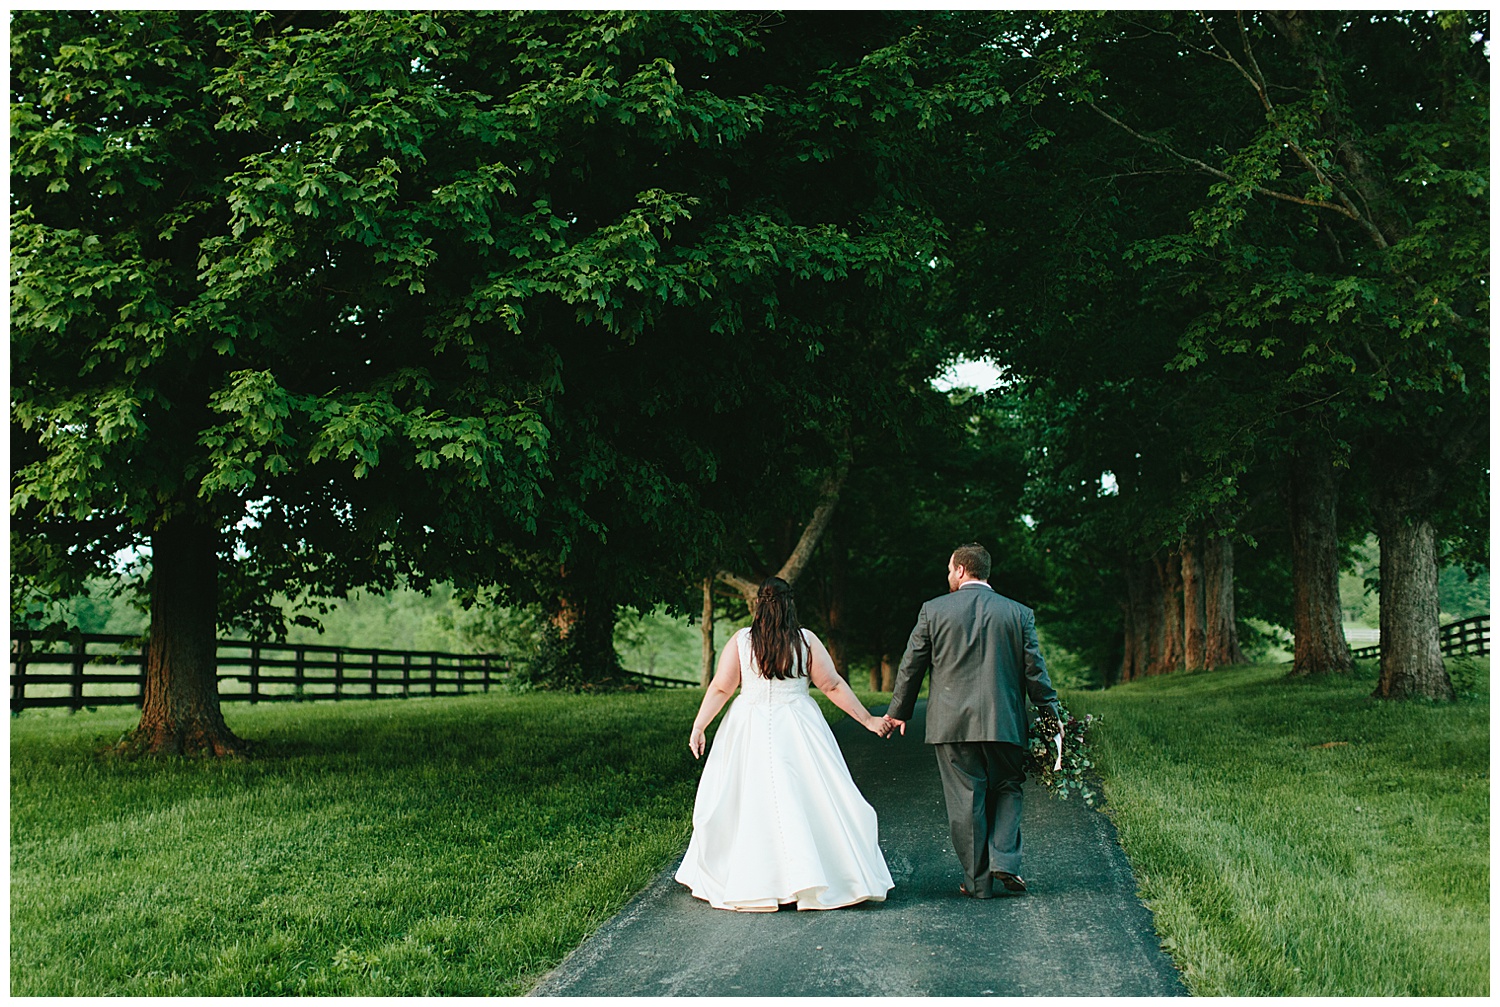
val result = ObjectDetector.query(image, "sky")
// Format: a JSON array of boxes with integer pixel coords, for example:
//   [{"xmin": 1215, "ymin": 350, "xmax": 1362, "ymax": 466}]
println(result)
[{"xmin": 931, "ymin": 357, "xmax": 1006, "ymax": 393}]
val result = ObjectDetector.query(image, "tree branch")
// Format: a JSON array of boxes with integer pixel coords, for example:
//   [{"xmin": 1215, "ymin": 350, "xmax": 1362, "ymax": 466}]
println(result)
[
  {"xmin": 774, "ymin": 456, "xmax": 850, "ymax": 586},
  {"xmin": 716, "ymin": 438, "xmax": 854, "ymax": 606},
  {"xmin": 1085, "ymin": 102, "xmax": 1356, "ymax": 216},
  {"xmin": 1189, "ymin": 14, "xmax": 1393, "ymax": 250},
  {"xmin": 714, "ymin": 568, "xmax": 760, "ymax": 604}
]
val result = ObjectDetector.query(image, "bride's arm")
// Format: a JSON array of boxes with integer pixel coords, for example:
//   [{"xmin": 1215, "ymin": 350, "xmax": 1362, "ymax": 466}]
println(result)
[
  {"xmin": 806, "ymin": 632, "xmax": 886, "ymax": 736},
  {"xmin": 688, "ymin": 634, "xmax": 742, "ymax": 758}
]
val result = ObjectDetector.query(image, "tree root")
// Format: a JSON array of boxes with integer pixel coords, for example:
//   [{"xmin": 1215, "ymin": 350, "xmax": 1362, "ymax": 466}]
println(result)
[{"xmin": 111, "ymin": 722, "xmax": 252, "ymax": 760}]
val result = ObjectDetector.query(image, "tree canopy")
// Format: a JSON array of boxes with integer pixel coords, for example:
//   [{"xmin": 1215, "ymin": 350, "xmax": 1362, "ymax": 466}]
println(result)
[{"xmin": 10, "ymin": 10, "xmax": 1487, "ymax": 754}]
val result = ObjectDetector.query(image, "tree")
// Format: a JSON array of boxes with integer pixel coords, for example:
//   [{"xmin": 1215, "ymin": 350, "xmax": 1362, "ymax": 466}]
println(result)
[
  {"xmin": 12, "ymin": 12, "xmax": 563, "ymax": 754},
  {"xmin": 475, "ymin": 12, "xmax": 1032, "ymax": 686},
  {"xmin": 439, "ymin": 12, "xmax": 989, "ymax": 687},
  {"xmin": 944, "ymin": 11, "xmax": 1486, "ymax": 695},
  {"xmin": 1059, "ymin": 11, "xmax": 1488, "ymax": 698},
  {"xmin": 12, "ymin": 12, "xmax": 998, "ymax": 747}
]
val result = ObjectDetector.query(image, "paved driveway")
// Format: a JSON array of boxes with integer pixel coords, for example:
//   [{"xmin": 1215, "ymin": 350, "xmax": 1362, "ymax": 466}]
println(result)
[{"xmin": 530, "ymin": 699, "xmax": 1188, "ymax": 997}]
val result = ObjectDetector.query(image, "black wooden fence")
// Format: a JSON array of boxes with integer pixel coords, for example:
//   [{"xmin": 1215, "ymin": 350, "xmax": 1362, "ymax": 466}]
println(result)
[
  {"xmin": 1348, "ymin": 614, "xmax": 1490, "ymax": 661},
  {"xmin": 9, "ymin": 630, "xmax": 695, "ymax": 714}
]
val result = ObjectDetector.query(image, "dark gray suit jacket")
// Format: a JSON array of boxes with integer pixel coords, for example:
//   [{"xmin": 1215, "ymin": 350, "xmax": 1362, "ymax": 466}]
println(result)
[{"xmin": 887, "ymin": 582, "xmax": 1060, "ymax": 745}]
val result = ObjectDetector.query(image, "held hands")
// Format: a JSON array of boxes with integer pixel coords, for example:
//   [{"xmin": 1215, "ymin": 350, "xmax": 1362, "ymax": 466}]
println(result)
[
  {"xmin": 880, "ymin": 714, "xmax": 907, "ymax": 738},
  {"xmin": 863, "ymin": 715, "xmax": 895, "ymax": 739}
]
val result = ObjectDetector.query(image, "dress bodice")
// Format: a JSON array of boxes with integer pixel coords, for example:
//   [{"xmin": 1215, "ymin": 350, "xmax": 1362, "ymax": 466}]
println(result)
[{"xmin": 735, "ymin": 628, "xmax": 813, "ymax": 705}]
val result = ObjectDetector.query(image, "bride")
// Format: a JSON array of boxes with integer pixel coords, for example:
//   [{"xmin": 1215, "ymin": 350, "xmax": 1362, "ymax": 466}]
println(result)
[{"xmin": 676, "ymin": 577, "xmax": 895, "ymax": 911}]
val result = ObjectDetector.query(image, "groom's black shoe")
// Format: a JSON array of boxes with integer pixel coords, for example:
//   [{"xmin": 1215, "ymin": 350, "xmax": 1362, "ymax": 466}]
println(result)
[{"xmin": 992, "ymin": 871, "xmax": 1027, "ymax": 894}]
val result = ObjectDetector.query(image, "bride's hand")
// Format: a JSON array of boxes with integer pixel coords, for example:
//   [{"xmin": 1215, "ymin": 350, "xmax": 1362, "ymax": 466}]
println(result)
[
  {"xmin": 863, "ymin": 715, "xmax": 889, "ymax": 738},
  {"xmin": 689, "ymin": 726, "xmax": 707, "ymax": 759}
]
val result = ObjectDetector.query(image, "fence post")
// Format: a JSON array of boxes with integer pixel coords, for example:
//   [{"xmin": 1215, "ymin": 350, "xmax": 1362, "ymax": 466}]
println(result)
[
  {"xmin": 334, "ymin": 648, "xmax": 344, "ymax": 701},
  {"xmin": 12, "ymin": 635, "xmax": 31, "ymax": 715},
  {"xmin": 483, "ymin": 656, "xmax": 491, "ymax": 693},
  {"xmin": 70, "ymin": 629, "xmax": 86, "ymax": 713},
  {"xmin": 370, "ymin": 651, "xmax": 379, "ymax": 698},
  {"xmin": 249, "ymin": 643, "xmax": 261, "ymax": 704},
  {"xmin": 457, "ymin": 662, "xmax": 465, "ymax": 696},
  {"xmin": 430, "ymin": 654, "xmax": 438, "ymax": 696},
  {"xmin": 402, "ymin": 653, "xmax": 411, "ymax": 698},
  {"xmin": 295, "ymin": 645, "xmax": 307, "ymax": 700}
]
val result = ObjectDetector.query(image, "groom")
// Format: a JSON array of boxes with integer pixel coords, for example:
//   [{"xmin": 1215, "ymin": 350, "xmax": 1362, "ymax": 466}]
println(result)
[{"xmin": 883, "ymin": 543, "xmax": 1061, "ymax": 899}]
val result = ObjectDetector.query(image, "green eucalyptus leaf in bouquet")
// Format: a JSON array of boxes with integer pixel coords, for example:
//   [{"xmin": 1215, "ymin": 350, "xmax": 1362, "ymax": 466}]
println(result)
[{"xmin": 1026, "ymin": 704, "xmax": 1100, "ymax": 806}]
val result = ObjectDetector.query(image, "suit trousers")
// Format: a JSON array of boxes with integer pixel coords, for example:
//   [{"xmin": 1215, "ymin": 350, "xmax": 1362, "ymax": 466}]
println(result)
[{"xmin": 933, "ymin": 740, "xmax": 1027, "ymax": 896}]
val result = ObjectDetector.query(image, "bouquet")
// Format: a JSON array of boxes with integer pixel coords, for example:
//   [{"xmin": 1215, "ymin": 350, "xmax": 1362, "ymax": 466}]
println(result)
[{"xmin": 1025, "ymin": 704, "xmax": 1100, "ymax": 806}]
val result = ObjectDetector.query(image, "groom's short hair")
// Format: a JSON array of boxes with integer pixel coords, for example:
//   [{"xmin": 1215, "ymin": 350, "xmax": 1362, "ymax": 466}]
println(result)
[{"xmin": 951, "ymin": 543, "xmax": 991, "ymax": 580}]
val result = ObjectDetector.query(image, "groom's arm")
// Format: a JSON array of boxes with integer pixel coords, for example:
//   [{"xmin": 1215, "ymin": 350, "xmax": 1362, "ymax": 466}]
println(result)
[
  {"xmin": 886, "ymin": 605, "xmax": 933, "ymax": 724},
  {"xmin": 1021, "ymin": 607, "xmax": 1060, "ymax": 718}
]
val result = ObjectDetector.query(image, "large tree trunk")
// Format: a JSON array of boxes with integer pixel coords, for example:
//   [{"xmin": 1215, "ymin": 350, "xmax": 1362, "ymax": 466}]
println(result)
[
  {"xmin": 1122, "ymin": 564, "xmax": 1152, "ymax": 681},
  {"xmin": 825, "ymin": 614, "xmax": 849, "ymax": 679},
  {"xmin": 1143, "ymin": 561, "xmax": 1165, "ymax": 674},
  {"xmin": 1164, "ymin": 549, "xmax": 1185, "ymax": 672},
  {"xmin": 537, "ymin": 566, "xmax": 624, "ymax": 690},
  {"xmin": 1373, "ymin": 511, "xmax": 1453, "ymax": 700},
  {"xmin": 1116, "ymin": 598, "xmax": 1137, "ymax": 685},
  {"xmin": 1120, "ymin": 562, "xmax": 1152, "ymax": 682},
  {"xmin": 1202, "ymin": 533, "xmax": 1245, "ymax": 668},
  {"xmin": 1150, "ymin": 552, "xmax": 1184, "ymax": 675},
  {"xmin": 1180, "ymin": 533, "xmax": 1207, "ymax": 672},
  {"xmin": 126, "ymin": 515, "xmax": 246, "ymax": 757},
  {"xmin": 699, "ymin": 576, "xmax": 715, "ymax": 687},
  {"xmin": 542, "ymin": 596, "xmax": 623, "ymax": 689},
  {"xmin": 1286, "ymin": 439, "xmax": 1354, "ymax": 675}
]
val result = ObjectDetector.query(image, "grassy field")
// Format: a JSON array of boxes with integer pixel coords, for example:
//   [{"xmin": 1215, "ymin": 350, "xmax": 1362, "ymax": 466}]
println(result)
[
  {"xmin": 1066, "ymin": 657, "xmax": 1489, "ymax": 996},
  {"xmin": 9, "ymin": 681, "xmax": 885, "ymax": 996},
  {"xmin": 13, "ymin": 658, "xmax": 1486, "ymax": 996},
  {"xmin": 10, "ymin": 691, "xmax": 716, "ymax": 996}
]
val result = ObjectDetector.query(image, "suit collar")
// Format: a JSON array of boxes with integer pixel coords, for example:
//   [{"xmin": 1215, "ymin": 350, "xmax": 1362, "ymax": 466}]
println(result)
[{"xmin": 957, "ymin": 581, "xmax": 993, "ymax": 592}]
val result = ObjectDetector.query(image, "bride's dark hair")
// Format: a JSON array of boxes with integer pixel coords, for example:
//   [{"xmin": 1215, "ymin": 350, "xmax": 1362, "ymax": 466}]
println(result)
[{"xmin": 751, "ymin": 577, "xmax": 809, "ymax": 680}]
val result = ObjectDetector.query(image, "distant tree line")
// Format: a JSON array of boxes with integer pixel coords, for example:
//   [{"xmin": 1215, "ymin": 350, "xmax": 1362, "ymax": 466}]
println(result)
[{"xmin": 11, "ymin": 11, "xmax": 1486, "ymax": 755}]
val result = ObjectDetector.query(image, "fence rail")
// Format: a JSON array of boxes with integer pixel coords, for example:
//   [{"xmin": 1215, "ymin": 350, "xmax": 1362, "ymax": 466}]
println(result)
[
  {"xmin": 1348, "ymin": 615, "xmax": 1489, "ymax": 661},
  {"xmin": 628, "ymin": 671, "xmax": 698, "ymax": 689},
  {"xmin": 9, "ymin": 630, "xmax": 695, "ymax": 714}
]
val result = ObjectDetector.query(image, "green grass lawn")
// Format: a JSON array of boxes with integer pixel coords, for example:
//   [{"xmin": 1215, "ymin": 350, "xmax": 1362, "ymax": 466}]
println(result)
[
  {"xmin": 10, "ymin": 682, "xmax": 881, "ymax": 996},
  {"xmin": 1064, "ymin": 657, "xmax": 1489, "ymax": 996},
  {"xmin": 14, "ymin": 663, "xmax": 1485, "ymax": 996},
  {"xmin": 11, "ymin": 690, "xmax": 716, "ymax": 996}
]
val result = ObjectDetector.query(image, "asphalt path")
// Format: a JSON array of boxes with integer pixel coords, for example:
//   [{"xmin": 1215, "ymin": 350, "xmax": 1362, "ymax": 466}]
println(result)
[{"xmin": 530, "ymin": 699, "xmax": 1188, "ymax": 997}]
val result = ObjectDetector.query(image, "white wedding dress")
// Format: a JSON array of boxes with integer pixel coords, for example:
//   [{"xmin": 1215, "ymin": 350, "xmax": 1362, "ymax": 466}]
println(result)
[{"xmin": 675, "ymin": 628, "xmax": 894, "ymax": 911}]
